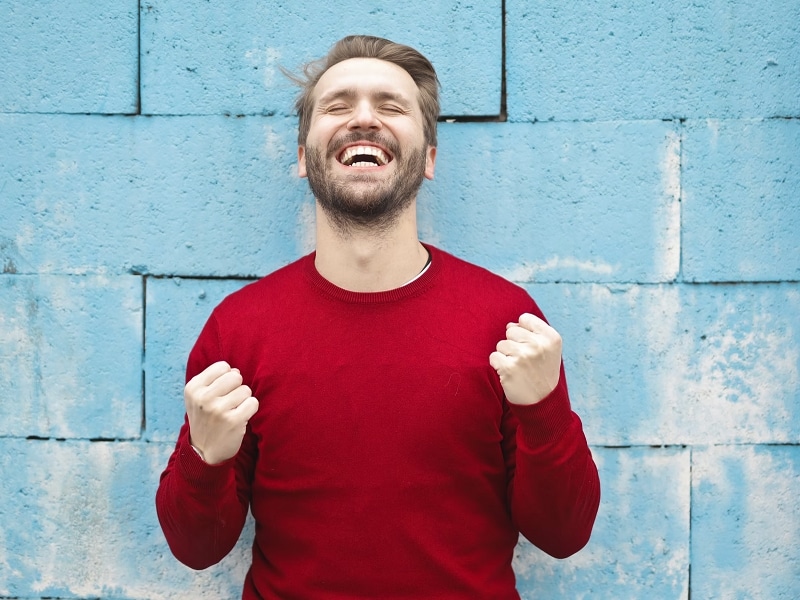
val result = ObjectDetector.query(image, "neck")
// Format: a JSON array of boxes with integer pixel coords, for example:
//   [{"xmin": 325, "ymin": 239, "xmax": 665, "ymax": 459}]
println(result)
[{"xmin": 314, "ymin": 203, "xmax": 429, "ymax": 292}]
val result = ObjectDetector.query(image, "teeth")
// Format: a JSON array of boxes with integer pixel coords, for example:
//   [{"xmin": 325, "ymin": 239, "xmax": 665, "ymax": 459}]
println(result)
[{"xmin": 339, "ymin": 145, "xmax": 390, "ymax": 167}]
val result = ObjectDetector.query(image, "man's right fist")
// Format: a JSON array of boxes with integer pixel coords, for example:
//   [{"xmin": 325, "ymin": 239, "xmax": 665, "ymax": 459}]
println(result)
[{"xmin": 184, "ymin": 361, "xmax": 259, "ymax": 465}]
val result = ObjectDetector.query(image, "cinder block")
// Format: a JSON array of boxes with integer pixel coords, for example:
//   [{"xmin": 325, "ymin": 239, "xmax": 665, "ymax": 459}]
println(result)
[
  {"xmin": 141, "ymin": 0, "xmax": 501, "ymax": 116},
  {"xmin": 0, "ymin": 114, "xmax": 303, "ymax": 277},
  {"xmin": 526, "ymin": 282, "xmax": 800, "ymax": 446},
  {"xmin": 0, "ymin": 275, "xmax": 142, "ymax": 439},
  {"xmin": 683, "ymin": 118, "xmax": 800, "ymax": 282},
  {"xmin": 692, "ymin": 445, "xmax": 800, "ymax": 599},
  {"xmin": 145, "ymin": 277, "xmax": 252, "ymax": 442},
  {"xmin": 514, "ymin": 447, "xmax": 690, "ymax": 599},
  {"xmin": 420, "ymin": 121, "xmax": 680, "ymax": 283},
  {"xmin": 0, "ymin": 1, "xmax": 138, "ymax": 114},
  {"xmin": 0, "ymin": 439, "xmax": 253, "ymax": 598},
  {"xmin": 506, "ymin": 1, "xmax": 800, "ymax": 121}
]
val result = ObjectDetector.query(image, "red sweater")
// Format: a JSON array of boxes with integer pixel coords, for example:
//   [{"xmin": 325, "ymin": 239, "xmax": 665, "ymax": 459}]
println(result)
[{"xmin": 156, "ymin": 245, "xmax": 600, "ymax": 599}]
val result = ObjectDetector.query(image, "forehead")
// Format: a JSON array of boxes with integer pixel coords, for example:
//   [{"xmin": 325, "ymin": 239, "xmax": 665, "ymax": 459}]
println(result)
[{"xmin": 313, "ymin": 58, "xmax": 419, "ymax": 105}]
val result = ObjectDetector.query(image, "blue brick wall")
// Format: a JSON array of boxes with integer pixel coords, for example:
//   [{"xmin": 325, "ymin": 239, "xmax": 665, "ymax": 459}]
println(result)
[{"xmin": 1, "ymin": 1, "xmax": 798, "ymax": 598}]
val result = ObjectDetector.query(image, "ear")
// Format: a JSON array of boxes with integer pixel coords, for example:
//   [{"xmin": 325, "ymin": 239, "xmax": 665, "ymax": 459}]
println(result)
[
  {"xmin": 297, "ymin": 145, "xmax": 307, "ymax": 178},
  {"xmin": 424, "ymin": 146, "xmax": 437, "ymax": 180}
]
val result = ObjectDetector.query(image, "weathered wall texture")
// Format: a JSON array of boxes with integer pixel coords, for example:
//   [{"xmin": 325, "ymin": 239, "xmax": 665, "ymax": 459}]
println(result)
[{"xmin": 1, "ymin": 1, "xmax": 798, "ymax": 598}]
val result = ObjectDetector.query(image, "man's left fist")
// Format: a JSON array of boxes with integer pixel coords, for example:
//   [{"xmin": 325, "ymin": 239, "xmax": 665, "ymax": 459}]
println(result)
[{"xmin": 489, "ymin": 313, "xmax": 563, "ymax": 406}]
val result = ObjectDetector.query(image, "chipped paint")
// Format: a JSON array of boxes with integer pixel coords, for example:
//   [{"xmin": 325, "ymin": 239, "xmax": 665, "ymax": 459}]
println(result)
[
  {"xmin": 298, "ymin": 193, "xmax": 316, "ymax": 254},
  {"xmin": 643, "ymin": 285, "xmax": 799, "ymax": 444},
  {"xmin": 514, "ymin": 448, "xmax": 690, "ymax": 598},
  {"xmin": 501, "ymin": 256, "xmax": 617, "ymax": 283},
  {"xmin": 0, "ymin": 275, "xmax": 142, "ymax": 438},
  {"xmin": 2, "ymin": 440, "xmax": 251, "ymax": 598},
  {"xmin": 2, "ymin": 1, "xmax": 799, "ymax": 598},
  {"xmin": 262, "ymin": 122, "xmax": 288, "ymax": 161},
  {"xmin": 692, "ymin": 446, "xmax": 800, "ymax": 598},
  {"xmin": 531, "ymin": 283, "xmax": 800, "ymax": 447},
  {"xmin": 657, "ymin": 129, "xmax": 681, "ymax": 280},
  {"xmin": 244, "ymin": 46, "xmax": 282, "ymax": 89}
]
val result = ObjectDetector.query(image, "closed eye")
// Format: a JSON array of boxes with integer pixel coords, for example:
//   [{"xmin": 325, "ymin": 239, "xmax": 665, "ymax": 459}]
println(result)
[
  {"xmin": 324, "ymin": 104, "xmax": 350, "ymax": 115},
  {"xmin": 379, "ymin": 104, "xmax": 408, "ymax": 115}
]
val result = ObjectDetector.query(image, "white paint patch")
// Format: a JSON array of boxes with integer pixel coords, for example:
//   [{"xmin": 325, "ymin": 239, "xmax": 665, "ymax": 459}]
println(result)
[
  {"xmin": 298, "ymin": 196, "xmax": 316, "ymax": 253},
  {"xmin": 38, "ymin": 277, "xmax": 86, "ymax": 438},
  {"xmin": 657, "ymin": 130, "xmax": 681, "ymax": 280},
  {"xmin": 22, "ymin": 442, "xmax": 250, "ymax": 598},
  {"xmin": 29, "ymin": 443, "xmax": 108, "ymax": 594},
  {"xmin": 15, "ymin": 223, "xmax": 35, "ymax": 258},
  {"xmin": 640, "ymin": 286, "xmax": 683, "ymax": 439},
  {"xmin": 3, "ymin": 275, "xmax": 142, "ymax": 438},
  {"xmin": 642, "ymin": 287, "xmax": 798, "ymax": 443},
  {"xmin": 693, "ymin": 446, "xmax": 800, "ymax": 598},
  {"xmin": 706, "ymin": 118, "xmax": 720, "ymax": 150},
  {"xmin": 57, "ymin": 159, "xmax": 78, "ymax": 175},
  {"xmin": 415, "ymin": 187, "xmax": 442, "ymax": 248},
  {"xmin": 262, "ymin": 123, "xmax": 287, "ymax": 161},
  {"xmin": 501, "ymin": 256, "xmax": 617, "ymax": 282},
  {"xmin": 0, "ymin": 519, "xmax": 13, "ymax": 595},
  {"xmin": 606, "ymin": 449, "xmax": 689, "ymax": 589},
  {"xmin": 690, "ymin": 314, "xmax": 796, "ymax": 439},
  {"xmin": 244, "ymin": 45, "xmax": 282, "ymax": 89},
  {"xmin": 1, "ymin": 283, "xmax": 45, "ymax": 433},
  {"xmin": 513, "ymin": 448, "xmax": 689, "ymax": 596}
]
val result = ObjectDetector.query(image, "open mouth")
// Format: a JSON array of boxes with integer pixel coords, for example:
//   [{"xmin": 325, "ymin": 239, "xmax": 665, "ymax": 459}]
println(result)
[{"xmin": 337, "ymin": 145, "xmax": 392, "ymax": 168}]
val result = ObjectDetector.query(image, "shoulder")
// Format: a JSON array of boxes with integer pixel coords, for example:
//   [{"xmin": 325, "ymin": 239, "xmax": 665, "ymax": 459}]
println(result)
[
  {"xmin": 212, "ymin": 253, "xmax": 311, "ymax": 319},
  {"xmin": 427, "ymin": 244, "xmax": 543, "ymax": 318},
  {"xmin": 429, "ymin": 245, "xmax": 532, "ymax": 299}
]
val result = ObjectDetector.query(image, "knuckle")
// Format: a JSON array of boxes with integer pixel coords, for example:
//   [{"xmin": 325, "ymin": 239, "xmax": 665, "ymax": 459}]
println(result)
[
  {"xmin": 247, "ymin": 399, "xmax": 259, "ymax": 416},
  {"xmin": 184, "ymin": 386, "xmax": 201, "ymax": 404}
]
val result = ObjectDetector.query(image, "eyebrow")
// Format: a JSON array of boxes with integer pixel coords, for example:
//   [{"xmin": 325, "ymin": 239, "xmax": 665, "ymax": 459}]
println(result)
[{"xmin": 316, "ymin": 88, "xmax": 413, "ymax": 108}]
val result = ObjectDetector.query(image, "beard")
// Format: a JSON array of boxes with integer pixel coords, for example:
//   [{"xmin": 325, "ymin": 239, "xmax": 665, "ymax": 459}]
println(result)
[{"xmin": 304, "ymin": 132, "xmax": 428, "ymax": 235}]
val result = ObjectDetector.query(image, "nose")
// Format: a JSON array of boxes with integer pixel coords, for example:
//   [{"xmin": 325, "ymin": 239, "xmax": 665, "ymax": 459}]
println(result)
[{"xmin": 347, "ymin": 100, "xmax": 381, "ymax": 131}]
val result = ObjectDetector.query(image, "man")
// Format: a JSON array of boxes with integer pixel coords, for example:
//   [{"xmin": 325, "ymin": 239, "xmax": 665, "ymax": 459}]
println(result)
[{"xmin": 156, "ymin": 35, "xmax": 600, "ymax": 599}]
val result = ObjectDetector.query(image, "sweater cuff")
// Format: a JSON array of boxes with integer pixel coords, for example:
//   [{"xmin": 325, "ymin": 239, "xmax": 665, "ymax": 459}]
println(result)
[
  {"xmin": 507, "ymin": 375, "xmax": 574, "ymax": 447},
  {"xmin": 176, "ymin": 437, "xmax": 235, "ymax": 491}
]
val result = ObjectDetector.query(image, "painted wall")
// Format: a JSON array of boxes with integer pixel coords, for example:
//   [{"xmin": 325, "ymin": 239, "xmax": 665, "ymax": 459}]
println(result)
[{"xmin": 1, "ymin": 1, "xmax": 798, "ymax": 598}]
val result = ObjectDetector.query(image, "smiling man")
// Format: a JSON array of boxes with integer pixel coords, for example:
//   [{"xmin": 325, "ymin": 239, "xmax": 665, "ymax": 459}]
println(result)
[
  {"xmin": 300, "ymin": 57, "xmax": 434, "ymax": 237},
  {"xmin": 156, "ymin": 35, "xmax": 600, "ymax": 599}
]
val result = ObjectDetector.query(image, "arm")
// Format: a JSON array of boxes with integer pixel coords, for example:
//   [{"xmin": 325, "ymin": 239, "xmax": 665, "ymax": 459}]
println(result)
[
  {"xmin": 491, "ymin": 313, "xmax": 600, "ymax": 558},
  {"xmin": 501, "ymin": 367, "xmax": 600, "ymax": 558},
  {"xmin": 155, "ymin": 422, "xmax": 258, "ymax": 568},
  {"xmin": 155, "ymin": 315, "xmax": 259, "ymax": 569}
]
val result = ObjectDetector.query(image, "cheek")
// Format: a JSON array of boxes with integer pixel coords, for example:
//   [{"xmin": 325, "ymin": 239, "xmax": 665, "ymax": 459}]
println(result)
[{"xmin": 307, "ymin": 118, "xmax": 341, "ymax": 147}]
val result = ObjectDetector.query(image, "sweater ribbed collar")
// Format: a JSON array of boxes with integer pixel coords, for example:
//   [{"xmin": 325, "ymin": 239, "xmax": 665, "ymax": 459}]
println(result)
[{"xmin": 304, "ymin": 243, "xmax": 442, "ymax": 304}]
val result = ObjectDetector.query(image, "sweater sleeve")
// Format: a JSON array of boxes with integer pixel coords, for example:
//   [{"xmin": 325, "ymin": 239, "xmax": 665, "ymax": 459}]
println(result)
[
  {"xmin": 502, "ymin": 362, "xmax": 601, "ymax": 559},
  {"xmin": 155, "ymin": 312, "xmax": 257, "ymax": 569}
]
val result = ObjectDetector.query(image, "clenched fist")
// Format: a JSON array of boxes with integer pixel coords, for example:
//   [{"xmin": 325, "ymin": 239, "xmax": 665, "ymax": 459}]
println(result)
[
  {"xmin": 489, "ymin": 313, "xmax": 563, "ymax": 406},
  {"xmin": 184, "ymin": 361, "xmax": 259, "ymax": 465}
]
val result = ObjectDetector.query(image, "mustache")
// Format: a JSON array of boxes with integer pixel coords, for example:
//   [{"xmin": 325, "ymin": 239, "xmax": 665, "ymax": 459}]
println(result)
[{"xmin": 326, "ymin": 131, "xmax": 399, "ymax": 158}]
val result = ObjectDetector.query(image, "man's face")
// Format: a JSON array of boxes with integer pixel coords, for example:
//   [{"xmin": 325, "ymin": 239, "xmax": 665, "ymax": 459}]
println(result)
[{"xmin": 298, "ymin": 58, "xmax": 436, "ymax": 232}]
